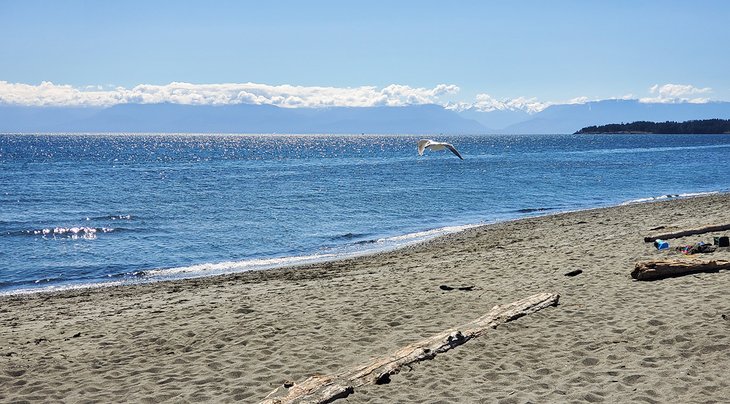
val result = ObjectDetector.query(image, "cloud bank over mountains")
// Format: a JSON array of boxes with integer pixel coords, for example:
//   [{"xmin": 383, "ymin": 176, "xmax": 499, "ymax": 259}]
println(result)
[
  {"xmin": 0, "ymin": 81, "xmax": 460, "ymax": 109},
  {"xmin": 0, "ymin": 80, "xmax": 717, "ymax": 113},
  {"xmin": 445, "ymin": 93, "xmax": 550, "ymax": 114}
]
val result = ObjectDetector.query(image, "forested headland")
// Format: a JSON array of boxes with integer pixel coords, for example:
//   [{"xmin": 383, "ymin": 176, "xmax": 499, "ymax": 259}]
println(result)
[{"xmin": 575, "ymin": 119, "xmax": 730, "ymax": 134}]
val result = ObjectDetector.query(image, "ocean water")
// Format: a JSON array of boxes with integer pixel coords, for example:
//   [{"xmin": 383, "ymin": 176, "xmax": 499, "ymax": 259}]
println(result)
[{"xmin": 1, "ymin": 133, "xmax": 729, "ymax": 294}]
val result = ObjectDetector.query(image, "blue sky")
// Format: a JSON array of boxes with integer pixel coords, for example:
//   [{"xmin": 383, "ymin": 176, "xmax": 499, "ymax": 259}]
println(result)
[{"xmin": 1, "ymin": 0, "xmax": 729, "ymax": 110}]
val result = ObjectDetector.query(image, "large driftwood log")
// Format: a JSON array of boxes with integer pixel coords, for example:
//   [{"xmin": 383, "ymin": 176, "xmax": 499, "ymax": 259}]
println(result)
[
  {"xmin": 261, "ymin": 292, "xmax": 560, "ymax": 404},
  {"xmin": 644, "ymin": 224, "xmax": 730, "ymax": 242},
  {"xmin": 632, "ymin": 259, "xmax": 730, "ymax": 280}
]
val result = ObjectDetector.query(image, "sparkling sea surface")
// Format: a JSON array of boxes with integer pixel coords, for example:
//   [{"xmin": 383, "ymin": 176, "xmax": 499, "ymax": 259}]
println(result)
[{"xmin": 1, "ymin": 133, "xmax": 729, "ymax": 294}]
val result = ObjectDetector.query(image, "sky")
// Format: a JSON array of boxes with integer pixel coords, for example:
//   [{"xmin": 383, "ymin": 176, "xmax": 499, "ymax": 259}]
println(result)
[{"xmin": 1, "ymin": 0, "xmax": 729, "ymax": 112}]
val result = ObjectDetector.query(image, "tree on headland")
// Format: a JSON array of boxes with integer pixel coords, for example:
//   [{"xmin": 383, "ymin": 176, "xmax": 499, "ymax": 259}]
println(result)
[{"xmin": 575, "ymin": 119, "xmax": 730, "ymax": 134}]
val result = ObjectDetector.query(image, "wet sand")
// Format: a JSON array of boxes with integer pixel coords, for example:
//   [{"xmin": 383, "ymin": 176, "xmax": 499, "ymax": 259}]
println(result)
[{"xmin": 1, "ymin": 194, "xmax": 729, "ymax": 403}]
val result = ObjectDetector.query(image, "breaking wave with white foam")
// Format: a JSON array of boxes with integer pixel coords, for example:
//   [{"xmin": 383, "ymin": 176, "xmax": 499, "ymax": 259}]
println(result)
[
  {"xmin": 621, "ymin": 191, "xmax": 719, "ymax": 205},
  {"xmin": 142, "ymin": 223, "xmax": 482, "ymax": 280},
  {"xmin": 11, "ymin": 226, "xmax": 116, "ymax": 239}
]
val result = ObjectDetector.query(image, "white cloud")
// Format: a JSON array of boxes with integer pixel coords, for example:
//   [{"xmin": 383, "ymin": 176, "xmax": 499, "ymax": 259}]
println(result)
[
  {"xmin": 640, "ymin": 83, "xmax": 712, "ymax": 104},
  {"xmin": 564, "ymin": 94, "xmax": 634, "ymax": 105},
  {"xmin": 0, "ymin": 81, "xmax": 462, "ymax": 108},
  {"xmin": 0, "ymin": 80, "xmax": 718, "ymax": 111}
]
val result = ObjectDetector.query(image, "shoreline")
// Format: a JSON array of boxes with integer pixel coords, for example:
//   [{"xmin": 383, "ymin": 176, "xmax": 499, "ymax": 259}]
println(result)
[
  {"xmin": 2, "ymin": 193, "xmax": 730, "ymax": 402},
  {"xmin": 2, "ymin": 191, "xmax": 722, "ymax": 297}
]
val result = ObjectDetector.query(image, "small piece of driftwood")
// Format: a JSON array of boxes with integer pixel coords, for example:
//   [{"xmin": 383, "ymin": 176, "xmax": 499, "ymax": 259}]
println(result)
[
  {"xmin": 632, "ymin": 259, "xmax": 730, "ymax": 281},
  {"xmin": 644, "ymin": 224, "xmax": 730, "ymax": 242},
  {"xmin": 261, "ymin": 292, "xmax": 560, "ymax": 404}
]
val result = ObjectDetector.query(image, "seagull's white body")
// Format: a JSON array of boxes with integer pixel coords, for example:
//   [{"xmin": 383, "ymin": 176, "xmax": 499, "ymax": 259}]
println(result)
[{"xmin": 417, "ymin": 139, "xmax": 464, "ymax": 160}]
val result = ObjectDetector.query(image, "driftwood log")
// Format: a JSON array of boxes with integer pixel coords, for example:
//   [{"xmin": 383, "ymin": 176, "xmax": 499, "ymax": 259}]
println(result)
[
  {"xmin": 632, "ymin": 259, "xmax": 730, "ymax": 280},
  {"xmin": 644, "ymin": 224, "xmax": 730, "ymax": 242},
  {"xmin": 261, "ymin": 292, "xmax": 560, "ymax": 404}
]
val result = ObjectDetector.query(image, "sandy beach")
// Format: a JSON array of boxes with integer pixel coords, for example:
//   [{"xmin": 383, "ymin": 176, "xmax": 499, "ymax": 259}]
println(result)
[{"xmin": 1, "ymin": 194, "xmax": 729, "ymax": 403}]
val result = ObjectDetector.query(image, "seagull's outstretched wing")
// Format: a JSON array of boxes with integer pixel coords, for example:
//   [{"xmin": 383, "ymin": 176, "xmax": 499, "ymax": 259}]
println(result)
[
  {"xmin": 417, "ymin": 139, "xmax": 433, "ymax": 156},
  {"xmin": 417, "ymin": 139, "xmax": 464, "ymax": 159},
  {"xmin": 445, "ymin": 143, "xmax": 464, "ymax": 160}
]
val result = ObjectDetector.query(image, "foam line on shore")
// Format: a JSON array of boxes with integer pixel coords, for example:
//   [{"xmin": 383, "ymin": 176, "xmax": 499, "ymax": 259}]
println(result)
[
  {"xmin": 621, "ymin": 191, "xmax": 719, "ymax": 205},
  {"xmin": 0, "ymin": 223, "xmax": 484, "ymax": 296}
]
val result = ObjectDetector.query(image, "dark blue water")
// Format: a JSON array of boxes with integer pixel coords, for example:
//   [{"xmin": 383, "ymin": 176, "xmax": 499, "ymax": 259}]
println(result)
[{"xmin": 2, "ymin": 133, "xmax": 729, "ymax": 294}]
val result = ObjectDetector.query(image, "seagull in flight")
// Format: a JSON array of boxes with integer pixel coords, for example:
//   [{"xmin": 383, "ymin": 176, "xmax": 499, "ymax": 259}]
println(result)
[{"xmin": 417, "ymin": 139, "xmax": 464, "ymax": 160}]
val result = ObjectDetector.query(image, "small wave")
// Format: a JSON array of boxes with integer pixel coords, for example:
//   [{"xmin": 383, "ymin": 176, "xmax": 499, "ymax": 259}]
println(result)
[
  {"xmin": 34, "ymin": 277, "xmax": 62, "ymax": 284},
  {"xmin": 330, "ymin": 232, "xmax": 371, "ymax": 241},
  {"xmin": 513, "ymin": 207, "xmax": 556, "ymax": 214},
  {"xmin": 1, "ymin": 268, "xmax": 153, "ymax": 296},
  {"xmin": 353, "ymin": 239, "xmax": 378, "ymax": 245},
  {"xmin": 564, "ymin": 143, "xmax": 730, "ymax": 156},
  {"xmin": 105, "ymin": 270, "xmax": 148, "ymax": 278},
  {"xmin": 0, "ymin": 279, "xmax": 131, "ymax": 297},
  {"xmin": 143, "ymin": 253, "xmax": 340, "ymax": 278},
  {"xmin": 621, "ymin": 191, "xmax": 719, "ymax": 205},
  {"xmin": 376, "ymin": 224, "xmax": 482, "ymax": 244},
  {"xmin": 87, "ymin": 214, "xmax": 134, "ymax": 221},
  {"xmin": 7, "ymin": 226, "xmax": 116, "ymax": 239}
]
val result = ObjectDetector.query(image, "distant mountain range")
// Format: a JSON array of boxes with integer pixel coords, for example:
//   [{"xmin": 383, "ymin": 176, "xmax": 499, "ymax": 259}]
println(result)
[
  {"xmin": 0, "ymin": 103, "xmax": 483, "ymax": 134},
  {"xmin": 496, "ymin": 100, "xmax": 730, "ymax": 134},
  {"xmin": 2, "ymin": 99, "xmax": 730, "ymax": 134}
]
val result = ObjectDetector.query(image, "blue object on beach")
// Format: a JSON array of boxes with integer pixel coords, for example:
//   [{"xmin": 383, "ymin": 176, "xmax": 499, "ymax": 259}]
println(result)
[{"xmin": 654, "ymin": 239, "xmax": 669, "ymax": 250}]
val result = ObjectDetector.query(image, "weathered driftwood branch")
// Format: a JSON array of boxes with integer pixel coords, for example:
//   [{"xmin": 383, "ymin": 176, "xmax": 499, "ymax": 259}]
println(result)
[
  {"xmin": 632, "ymin": 259, "xmax": 730, "ymax": 281},
  {"xmin": 261, "ymin": 292, "xmax": 560, "ymax": 404},
  {"xmin": 644, "ymin": 224, "xmax": 730, "ymax": 242}
]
